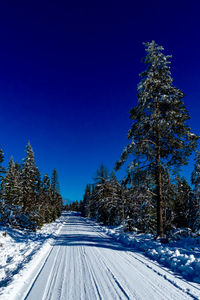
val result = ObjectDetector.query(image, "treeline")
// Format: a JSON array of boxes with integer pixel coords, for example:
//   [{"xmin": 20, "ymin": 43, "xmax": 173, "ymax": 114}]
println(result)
[
  {"xmin": 63, "ymin": 200, "xmax": 79, "ymax": 211},
  {"xmin": 0, "ymin": 142, "xmax": 63, "ymax": 230},
  {"xmin": 80, "ymin": 165, "xmax": 198, "ymax": 235},
  {"xmin": 81, "ymin": 41, "xmax": 200, "ymax": 237}
]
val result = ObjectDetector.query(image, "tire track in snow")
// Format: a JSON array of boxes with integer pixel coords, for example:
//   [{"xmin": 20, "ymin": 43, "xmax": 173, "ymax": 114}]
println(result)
[{"xmin": 18, "ymin": 213, "xmax": 199, "ymax": 300}]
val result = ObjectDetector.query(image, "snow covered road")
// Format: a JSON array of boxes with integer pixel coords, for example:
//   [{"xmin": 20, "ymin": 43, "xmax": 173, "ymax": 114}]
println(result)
[{"xmin": 8, "ymin": 212, "xmax": 200, "ymax": 299}]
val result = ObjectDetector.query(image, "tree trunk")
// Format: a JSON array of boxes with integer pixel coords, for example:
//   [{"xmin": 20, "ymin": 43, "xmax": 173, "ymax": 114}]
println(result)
[
  {"xmin": 156, "ymin": 132, "xmax": 164, "ymax": 238},
  {"xmin": 121, "ymin": 187, "xmax": 126, "ymax": 229}
]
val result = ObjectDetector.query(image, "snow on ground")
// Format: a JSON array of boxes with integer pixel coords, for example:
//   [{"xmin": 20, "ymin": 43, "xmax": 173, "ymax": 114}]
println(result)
[
  {"xmin": 0, "ymin": 214, "xmax": 64, "ymax": 297},
  {"xmin": 92, "ymin": 222, "xmax": 200, "ymax": 284},
  {"xmin": 1, "ymin": 212, "xmax": 200, "ymax": 299}
]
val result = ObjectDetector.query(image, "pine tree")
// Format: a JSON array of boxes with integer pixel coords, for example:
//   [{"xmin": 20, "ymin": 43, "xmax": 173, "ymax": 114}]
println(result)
[
  {"xmin": 51, "ymin": 168, "xmax": 60, "ymax": 194},
  {"xmin": 2, "ymin": 157, "xmax": 22, "ymax": 212},
  {"xmin": 116, "ymin": 41, "xmax": 198, "ymax": 237},
  {"xmin": 191, "ymin": 151, "xmax": 200, "ymax": 230},
  {"xmin": 35, "ymin": 167, "xmax": 41, "ymax": 195},
  {"xmin": 21, "ymin": 142, "xmax": 38, "ymax": 216},
  {"xmin": 1, "ymin": 157, "xmax": 15, "ymax": 223},
  {"xmin": 94, "ymin": 164, "xmax": 109, "ymax": 184},
  {"xmin": 0, "ymin": 149, "xmax": 5, "ymax": 195},
  {"xmin": 82, "ymin": 184, "xmax": 91, "ymax": 217},
  {"xmin": 0, "ymin": 149, "xmax": 5, "ymax": 174},
  {"xmin": 128, "ymin": 168, "xmax": 156, "ymax": 232},
  {"xmin": 0, "ymin": 150, "xmax": 6, "ymax": 222},
  {"xmin": 106, "ymin": 173, "xmax": 122, "ymax": 226},
  {"xmin": 39, "ymin": 174, "xmax": 52, "ymax": 223},
  {"xmin": 50, "ymin": 169, "xmax": 62, "ymax": 220},
  {"xmin": 2, "ymin": 157, "xmax": 15, "ymax": 204},
  {"xmin": 91, "ymin": 165, "xmax": 111, "ymax": 223},
  {"xmin": 43, "ymin": 173, "xmax": 51, "ymax": 193},
  {"xmin": 173, "ymin": 176, "xmax": 191, "ymax": 228}
]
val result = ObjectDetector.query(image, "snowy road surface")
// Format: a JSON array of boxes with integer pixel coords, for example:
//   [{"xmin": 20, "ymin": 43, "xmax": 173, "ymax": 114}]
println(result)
[{"xmin": 10, "ymin": 213, "xmax": 200, "ymax": 299}]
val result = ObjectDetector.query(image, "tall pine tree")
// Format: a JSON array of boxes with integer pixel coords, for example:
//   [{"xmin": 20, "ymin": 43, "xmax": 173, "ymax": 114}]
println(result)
[
  {"xmin": 116, "ymin": 41, "xmax": 198, "ymax": 237},
  {"xmin": 21, "ymin": 142, "xmax": 38, "ymax": 215}
]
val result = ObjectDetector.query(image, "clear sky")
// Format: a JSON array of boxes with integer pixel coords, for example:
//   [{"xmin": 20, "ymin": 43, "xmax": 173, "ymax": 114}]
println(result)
[{"xmin": 0, "ymin": 1, "xmax": 200, "ymax": 202}]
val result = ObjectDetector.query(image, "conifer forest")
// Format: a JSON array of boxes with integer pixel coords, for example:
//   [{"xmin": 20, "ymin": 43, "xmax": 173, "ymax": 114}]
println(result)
[
  {"xmin": 1, "ymin": 41, "xmax": 200, "ymax": 240},
  {"xmin": 80, "ymin": 41, "xmax": 200, "ymax": 238},
  {"xmin": 0, "ymin": 142, "xmax": 63, "ymax": 230}
]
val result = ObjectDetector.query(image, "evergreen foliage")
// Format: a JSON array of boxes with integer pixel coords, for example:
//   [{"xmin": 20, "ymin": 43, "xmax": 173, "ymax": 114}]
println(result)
[
  {"xmin": 0, "ymin": 142, "xmax": 63, "ymax": 230},
  {"xmin": 191, "ymin": 151, "xmax": 200, "ymax": 230},
  {"xmin": 64, "ymin": 200, "xmax": 80, "ymax": 211},
  {"xmin": 115, "ymin": 41, "xmax": 198, "ymax": 237},
  {"xmin": 80, "ymin": 41, "xmax": 199, "ymax": 237}
]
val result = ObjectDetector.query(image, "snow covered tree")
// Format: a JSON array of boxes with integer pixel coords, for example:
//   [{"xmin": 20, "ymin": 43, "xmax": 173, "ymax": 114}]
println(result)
[
  {"xmin": 0, "ymin": 149, "xmax": 4, "ymax": 181},
  {"xmin": 94, "ymin": 164, "xmax": 109, "ymax": 183},
  {"xmin": 1, "ymin": 157, "xmax": 16, "ymax": 223},
  {"xmin": 50, "ymin": 169, "xmax": 62, "ymax": 220},
  {"xmin": 106, "ymin": 173, "xmax": 122, "ymax": 226},
  {"xmin": 2, "ymin": 157, "xmax": 22, "ymax": 209},
  {"xmin": 0, "ymin": 143, "xmax": 62, "ymax": 229},
  {"xmin": 38, "ymin": 174, "xmax": 52, "ymax": 223},
  {"xmin": 92, "ymin": 165, "xmax": 113, "ymax": 224},
  {"xmin": 191, "ymin": 151, "xmax": 200, "ymax": 230},
  {"xmin": 2, "ymin": 157, "xmax": 15, "ymax": 204},
  {"xmin": 43, "ymin": 173, "xmax": 51, "ymax": 193},
  {"xmin": 51, "ymin": 168, "xmax": 60, "ymax": 194},
  {"xmin": 127, "ymin": 167, "xmax": 156, "ymax": 233},
  {"xmin": 0, "ymin": 149, "xmax": 5, "ymax": 197},
  {"xmin": 21, "ymin": 142, "xmax": 38, "ymax": 217},
  {"xmin": 87, "ymin": 165, "xmax": 109, "ymax": 220},
  {"xmin": 34, "ymin": 167, "xmax": 41, "ymax": 195},
  {"xmin": 173, "ymin": 176, "xmax": 191, "ymax": 228},
  {"xmin": 116, "ymin": 41, "xmax": 198, "ymax": 237},
  {"xmin": 161, "ymin": 169, "xmax": 175, "ymax": 234},
  {"xmin": 82, "ymin": 184, "xmax": 91, "ymax": 217},
  {"xmin": 0, "ymin": 150, "xmax": 6, "ymax": 222}
]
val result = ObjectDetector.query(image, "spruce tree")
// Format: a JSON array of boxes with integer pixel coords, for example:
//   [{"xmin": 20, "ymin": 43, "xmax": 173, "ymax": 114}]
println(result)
[
  {"xmin": 0, "ymin": 150, "xmax": 6, "ymax": 222},
  {"xmin": 92, "ymin": 165, "xmax": 110, "ymax": 223},
  {"xmin": 40, "ymin": 174, "xmax": 52, "ymax": 223},
  {"xmin": 127, "ymin": 168, "xmax": 156, "ymax": 232},
  {"xmin": 173, "ymin": 176, "xmax": 191, "ymax": 228},
  {"xmin": 2, "ymin": 157, "xmax": 22, "ymax": 219},
  {"xmin": 51, "ymin": 168, "xmax": 60, "ymax": 194},
  {"xmin": 191, "ymin": 151, "xmax": 200, "ymax": 230},
  {"xmin": 1, "ymin": 157, "xmax": 16, "ymax": 223},
  {"xmin": 21, "ymin": 142, "xmax": 38, "ymax": 215},
  {"xmin": 82, "ymin": 184, "xmax": 91, "ymax": 217},
  {"xmin": 116, "ymin": 41, "xmax": 198, "ymax": 237},
  {"xmin": 3, "ymin": 157, "xmax": 15, "ymax": 204},
  {"xmin": 50, "ymin": 169, "xmax": 62, "ymax": 219},
  {"xmin": 0, "ymin": 149, "xmax": 5, "ymax": 194},
  {"xmin": 107, "ymin": 173, "xmax": 122, "ymax": 226}
]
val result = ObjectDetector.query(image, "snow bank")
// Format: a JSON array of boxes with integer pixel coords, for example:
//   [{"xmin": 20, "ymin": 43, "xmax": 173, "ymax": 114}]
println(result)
[
  {"xmin": 0, "ymin": 215, "xmax": 64, "ymax": 296},
  {"xmin": 89, "ymin": 220, "xmax": 200, "ymax": 284}
]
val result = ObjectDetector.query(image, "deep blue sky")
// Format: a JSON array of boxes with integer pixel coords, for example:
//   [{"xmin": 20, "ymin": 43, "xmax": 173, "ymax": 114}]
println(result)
[{"xmin": 0, "ymin": 1, "xmax": 200, "ymax": 202}]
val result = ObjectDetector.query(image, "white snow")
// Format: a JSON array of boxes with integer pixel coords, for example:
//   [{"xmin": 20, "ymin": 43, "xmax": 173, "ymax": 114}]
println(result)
[
  {"xmin": 0, "ymin": 215, "xmax": 64, "ymax": 298},
  {"xmin": 100, "ymin": 224, "xmax": 200, "ymax": 284},
  {"xmin": 1, "ymin": 212, "xmax": 200, "ymax": 299}
]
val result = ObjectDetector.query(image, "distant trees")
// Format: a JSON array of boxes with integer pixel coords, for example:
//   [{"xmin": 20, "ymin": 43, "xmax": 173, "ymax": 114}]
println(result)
[
  {"xmin": 81, "ymin": 165, "xmax": 124, "ymax": 227},
  {"xmin": 0, "ymin": 142, "xmax": 63, "ymax": 230},
  {"xmin": 64, "ymin": 200, "xmax": 79, "ymax": 211}
]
